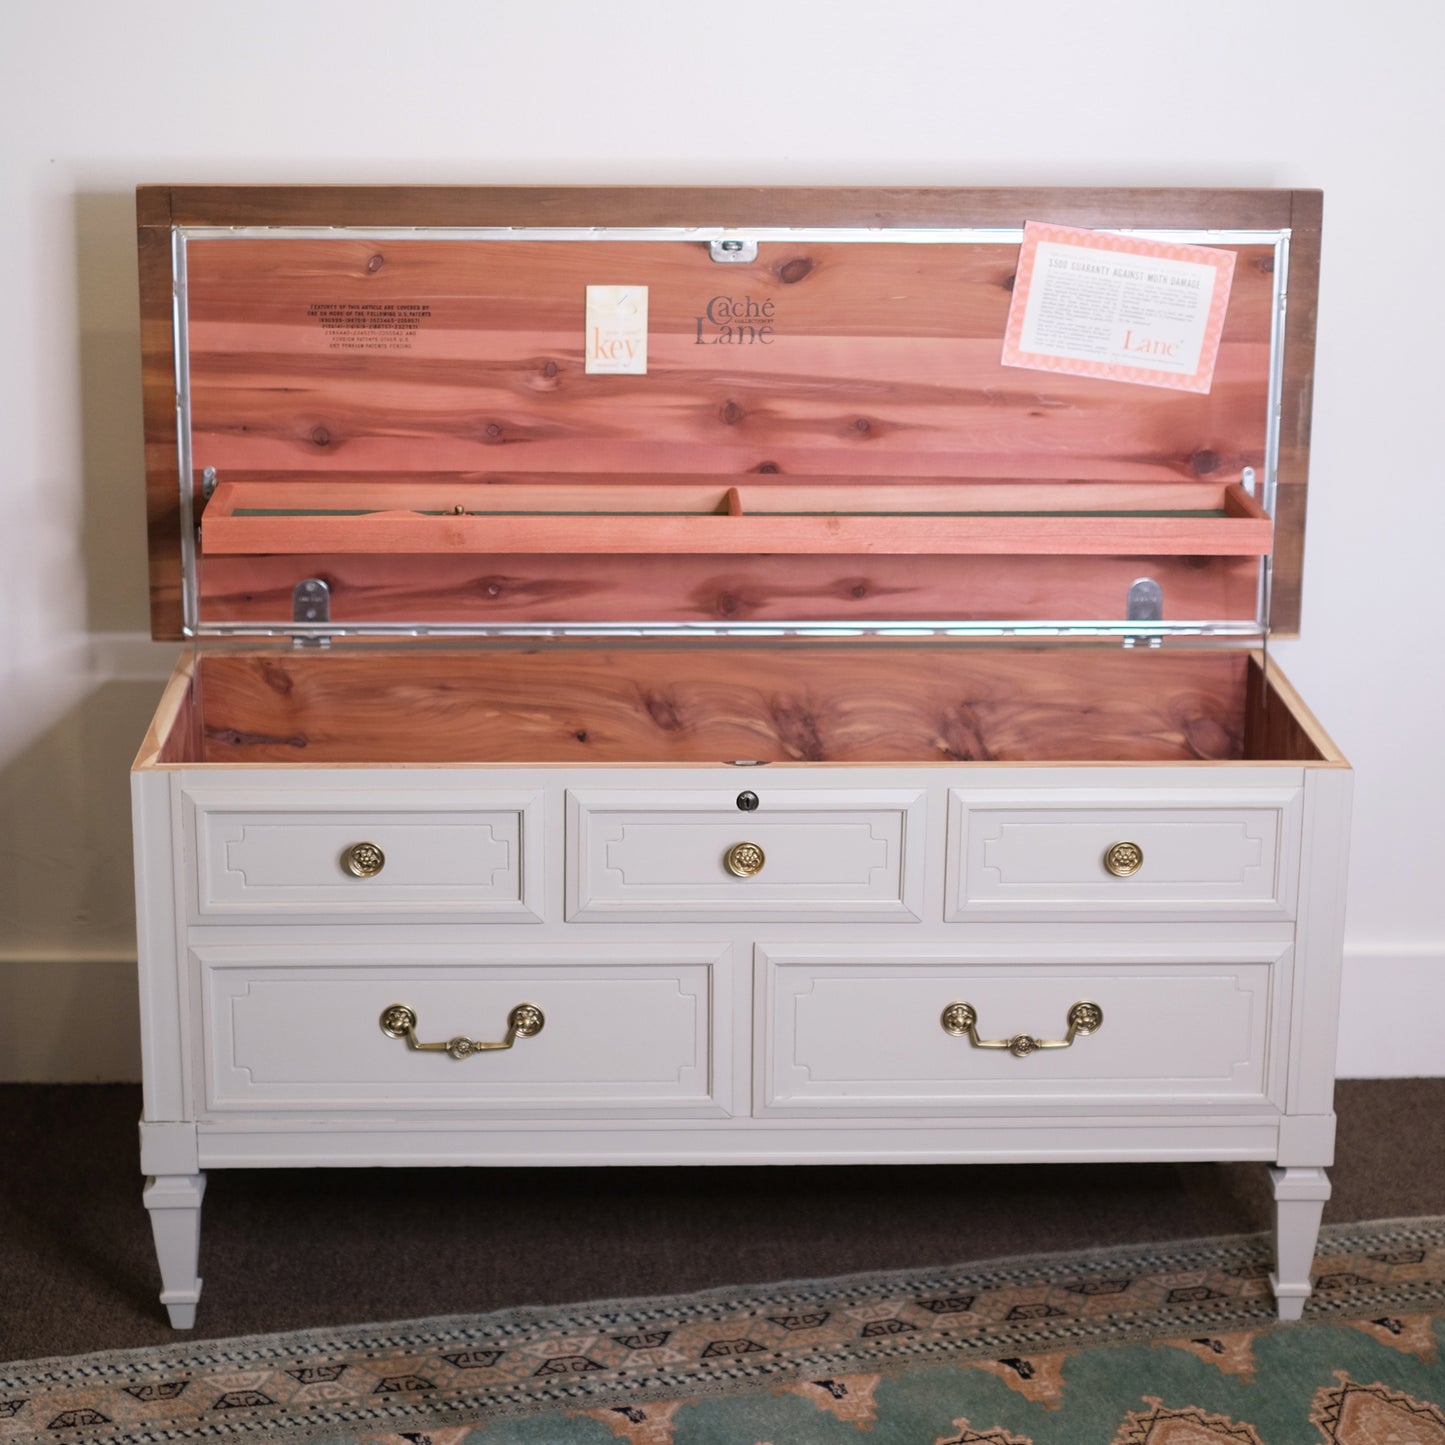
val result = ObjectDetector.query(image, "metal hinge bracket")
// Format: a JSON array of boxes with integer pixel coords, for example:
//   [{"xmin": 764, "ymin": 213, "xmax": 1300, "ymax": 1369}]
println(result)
[
  {"xmin": 292, "ymin": 578, "xmax": 332, "ymax": 648},
  {"xmin": 710, "ymin": 237, "xmax": 758, "ymax": 263},
  {"xmin": 1122, "ymin": 576, "xmax": 1163, "ymax": 649}
]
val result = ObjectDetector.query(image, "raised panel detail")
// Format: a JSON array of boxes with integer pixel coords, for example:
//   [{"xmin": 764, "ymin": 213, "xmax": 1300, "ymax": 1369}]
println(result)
[
  {"xmin": 758, "ymin": 940, "xmax": 1290, "ymax": 1115},
  {"xmin": 197, "ymin": 941, "xmax": 732, "ymax": 1115},
  {"xmin": 947, "ymin": 787, "xmax": 1302, "ymax": 919},
  {"xmin": 185, "ymin": 787, "xmax": 543, "ymax": 920},
  {"xmin": 567, "ymin": 789, "xmax": 925, "ymax": 921}
]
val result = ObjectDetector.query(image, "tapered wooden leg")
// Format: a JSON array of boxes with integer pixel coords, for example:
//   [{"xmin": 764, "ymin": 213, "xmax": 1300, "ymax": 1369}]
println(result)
[
  {"xmin": 143, "ymin": 1173, "xmax": 206, "ymax": 1329},
  {"xmin": 1269, "ymin": 1165, "xmax": 1329, "ymax": 1320}
]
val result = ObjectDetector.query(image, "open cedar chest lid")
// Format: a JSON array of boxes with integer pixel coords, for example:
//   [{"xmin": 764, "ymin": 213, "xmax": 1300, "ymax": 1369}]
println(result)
[{"xmin": 137, "ymin": 186, "xmax": 1320, "ymax": 644}]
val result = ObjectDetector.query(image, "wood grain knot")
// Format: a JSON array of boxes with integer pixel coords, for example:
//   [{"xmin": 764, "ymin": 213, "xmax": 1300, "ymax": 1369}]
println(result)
[
  {"xmin": 258, "ymin": 660, "xmax": 295, "ymax": 696},
  {"xmin": 934, "ymin": 706, "xmax": 995, "ymax": 763},
  {"xmin": 543, "ymin": 361, "xmax": 559, "ymax": 378},
  {"xmin": 366, "ymin": 253, "xmax": 385, "ymax": 273},
  {"xmin": 1002, "ymin": 272, "xmax": 1017, "ymax": 291},
  {"xmin": 848, "ymin": 582, "xmax": 868, "ymax": 600},
  {"xmin": 311, "ymin": 426, "xmax": 331, "ymax": 447},
  {"xmin": 853, "ymin": 418, "xmax": 874, "ymax": 436},
  {"xmin": 483, "ymin": 422, "xmax": 505, "ymax": 441},
  {"xmin": 205, "ymin": 726, "xmax": 308, "ymax": 751},
  {"xmin": 1255, "ymin": 255, "xmax": 1275, "ymax": 274},
  {"xmin": 769, "ymin": 700, "xmax": 825, "ymax": 761},
  {"xmin": 643, "ymin": 692, "xmax": 685, "ymax": 731},
  {"xmin": 778, "ymin": 256, "xmax": 813, "ymax": 284},
  {"xmin": 720, "ymin": 400, "xmax": 746, "ymax": 426},
  {"xmin": 754, "ymin": 461, "xmax": 781, "ymax": 474},
  {"xmin": 1170, "ymin": 698, "xmax": 1239, "ymax": 761},
  {"xmin": 1190, "ymin": 449, "xmax": 1220, "ymax": 475}
]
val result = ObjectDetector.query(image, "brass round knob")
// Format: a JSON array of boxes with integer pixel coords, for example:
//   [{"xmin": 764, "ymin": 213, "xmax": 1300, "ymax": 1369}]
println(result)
[
  {"xmin": 342, "ymin": 841, "xmax": 386, "ymax": 878},
  {"xmin": 724, "ymin": 841, "xmax": 766, "ymax": 878},
  {"xmin": 1103, "ymin": 841, "xmax": 1143, "ymax": 878},
  {"xmin": 1068, "ymin": 1001, "xmax": 1104, "ymax": 1034}
]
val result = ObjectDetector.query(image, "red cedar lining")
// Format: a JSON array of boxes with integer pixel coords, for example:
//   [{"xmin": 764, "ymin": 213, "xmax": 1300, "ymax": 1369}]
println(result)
[
  {"xmin": 166, "ymin": 645, "xmax": 1296, "ymax": 767},
  {"xmin": 138, "ymin": 187, "xmax": 1318, "ymax": 639}
]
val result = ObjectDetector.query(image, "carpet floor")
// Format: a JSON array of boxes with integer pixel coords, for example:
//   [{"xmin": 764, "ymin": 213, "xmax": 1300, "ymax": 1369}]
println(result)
[
  {"xmin": 3, "ymin": 1217, "xmax": 1443, "ymax": 1444},
  {"xmin": 1, "ymin": 1080, "xmax": 1443, "ymax": 1364}
]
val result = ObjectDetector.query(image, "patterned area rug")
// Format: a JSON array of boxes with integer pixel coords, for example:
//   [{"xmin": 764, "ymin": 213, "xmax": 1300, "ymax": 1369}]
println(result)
[{"xmin": 2, "ymin": 1218, "xmax": 1443, "ymax": 1444}]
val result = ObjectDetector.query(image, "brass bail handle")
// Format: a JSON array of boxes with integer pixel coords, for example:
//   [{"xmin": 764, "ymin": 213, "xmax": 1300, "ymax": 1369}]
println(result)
[
  {"xmin": 940, "ymin": 1000, "xmax": 1104, "ymax": 1058},
  {"xmin": 379, "ymin": 1003, "xmax": 545, "ymax": 1060}
]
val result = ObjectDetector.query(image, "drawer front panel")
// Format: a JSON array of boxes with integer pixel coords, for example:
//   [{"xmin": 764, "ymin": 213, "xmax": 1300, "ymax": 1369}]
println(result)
[
  {"xmin": 197, "ymin": 942, "xmax": 731, "ymax": 1114},
  {"xmin": 759, "ymin": 941, "xmax": 1289, "ymax": 1114},
  {"xmin": 947, "ymin": 787, "xmax": 1302, "ymax": 919},
  {"xmin": 185, "ymin": 788, "xmax": 543, "ymax": 920},
  {"xmin": 567, "ymin": 789, "xmax": 925, "ymax": 921}
]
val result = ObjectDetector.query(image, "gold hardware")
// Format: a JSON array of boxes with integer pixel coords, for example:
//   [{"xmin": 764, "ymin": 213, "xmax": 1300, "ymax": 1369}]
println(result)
[
  {"xmin": 1103, "ymin": 841, "xmax": 1143, "ymax": 877},
  {"xmin": 940, "ymin": 1000, "xmax": 1103, "ymax": 1058},
  {"xmin": 341, "ymin": 841, "xmax": 386, "ymax": 878},
  {"xmin": 379, "ymin": 1002, "xmax": 545, "ymax": 1060},
  {"xmin": 724, "ymin": 841, "xmax": 766, "ymax": 878}
]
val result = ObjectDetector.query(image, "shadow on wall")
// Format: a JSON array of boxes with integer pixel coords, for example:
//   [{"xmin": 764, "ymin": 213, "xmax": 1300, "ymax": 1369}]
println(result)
[
  {"xmin": 75, "ymin": 190, "xmax": 151, "ymax": 638},
  {"xmin": 0, "ymin": 679, "xmax": 167, "ymax": 1082}
]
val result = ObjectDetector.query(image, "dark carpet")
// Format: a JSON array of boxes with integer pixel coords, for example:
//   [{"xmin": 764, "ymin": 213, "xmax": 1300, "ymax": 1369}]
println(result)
[{"xmin": 1, "ymin": 1080, "xmax": 1442, "ymax": 1362}]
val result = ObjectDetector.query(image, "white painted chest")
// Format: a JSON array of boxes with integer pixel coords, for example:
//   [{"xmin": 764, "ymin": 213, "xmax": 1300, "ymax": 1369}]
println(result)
[{"xmin": 132, "ymin": 185, "xmax": 1348, "ymax": 1327}]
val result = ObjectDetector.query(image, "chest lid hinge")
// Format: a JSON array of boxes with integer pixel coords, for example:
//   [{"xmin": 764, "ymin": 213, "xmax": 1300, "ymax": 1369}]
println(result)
[
  {"xmin": 292, "ymin": 578, "xmax": 332, "ymax": 648},
  {"xmin": 1122, "ymin": 577, "xmax": 1163, "ymax": 648}
]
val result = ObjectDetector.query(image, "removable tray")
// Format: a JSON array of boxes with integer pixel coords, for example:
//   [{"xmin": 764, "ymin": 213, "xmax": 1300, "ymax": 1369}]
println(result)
[{"xmin": 201, "ymin": 478, "xmax": 1271, "ymax": 558}]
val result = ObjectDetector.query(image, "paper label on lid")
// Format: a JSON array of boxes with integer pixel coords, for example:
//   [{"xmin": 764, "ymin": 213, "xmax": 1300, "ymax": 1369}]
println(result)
[
  {"xmin": 585, "ymin": 285, "xmax": 649, "ymax": 374},
  {"xmin": 1002, "ymin": 223, "xmax": 1236, "ymax": 393}
]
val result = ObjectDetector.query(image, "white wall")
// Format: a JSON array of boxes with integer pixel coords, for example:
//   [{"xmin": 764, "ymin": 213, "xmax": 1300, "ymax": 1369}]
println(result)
[{"xmin": 1, "ymin": 0, "xmax": 1440, "ymax": 1079}]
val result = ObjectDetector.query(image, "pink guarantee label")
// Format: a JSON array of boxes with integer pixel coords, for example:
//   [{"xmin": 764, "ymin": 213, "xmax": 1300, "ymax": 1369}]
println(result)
[{"xmin": 1002, "ymin": 222, "xmax": 1237, "ymax": 394}]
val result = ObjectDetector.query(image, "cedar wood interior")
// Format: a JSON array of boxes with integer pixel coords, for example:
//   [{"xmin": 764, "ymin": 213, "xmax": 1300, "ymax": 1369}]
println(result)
[
  {"xmin": 135, "ymin": 187, "xmax": 1335, "ymax": 771},
  {"xmin": 139, "ymin": 186, "xmax": 1321, "ymax": 639},
  {"xmin": 140, "ymin": 646, "xmax": 1338, "ymax": 767}
]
